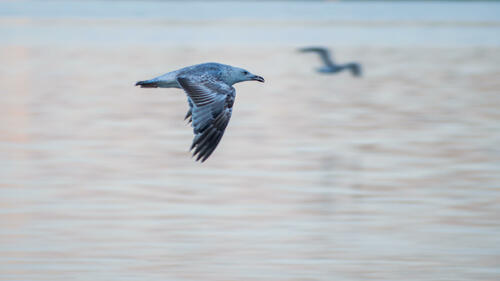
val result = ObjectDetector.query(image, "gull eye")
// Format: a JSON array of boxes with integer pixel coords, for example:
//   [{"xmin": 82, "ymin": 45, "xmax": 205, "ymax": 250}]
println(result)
[{"xmin": 243, "ymin": 71, "xmax": 249, "ymax": 75}]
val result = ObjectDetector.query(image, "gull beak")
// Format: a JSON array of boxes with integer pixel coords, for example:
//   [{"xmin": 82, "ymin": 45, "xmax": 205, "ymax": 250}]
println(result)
[{"xmin": 251, "ymin": 75, "xmax": 265, "ymax": 83}]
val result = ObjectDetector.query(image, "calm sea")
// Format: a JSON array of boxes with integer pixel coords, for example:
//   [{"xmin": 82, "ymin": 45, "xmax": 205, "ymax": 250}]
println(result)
[
  {"xmin": 1, "ymin": 1, "xmax": 500, "ymax": 46},
  {"xmin": 1, "ymin": 1, "xmax": 500, "ymax": 281}
]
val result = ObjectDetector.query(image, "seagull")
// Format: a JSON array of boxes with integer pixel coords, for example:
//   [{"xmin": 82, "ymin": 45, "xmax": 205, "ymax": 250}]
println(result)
[
  {"xmin": 299, "ymin": 47, "xmax": 362, "ymax": 77},
  {"xmin": 135, "ymin": 62, "xmax": 264, "ymax": 162}
]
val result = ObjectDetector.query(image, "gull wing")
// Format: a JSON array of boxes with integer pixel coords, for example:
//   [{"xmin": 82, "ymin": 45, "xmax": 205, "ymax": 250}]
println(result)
[
  {"xmin": 299, "ymin": 47, "xmax": 336, "ymax": 68},
  {"xmin": 177, "ymin": 76, "xmax": 235, "ymax": 162}
]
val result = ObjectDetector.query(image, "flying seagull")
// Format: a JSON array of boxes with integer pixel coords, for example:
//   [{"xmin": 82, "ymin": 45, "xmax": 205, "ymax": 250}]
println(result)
[
  {"xmin": 299, "ymin": 47, "xmax": 362, "ymax": 77},
  {"xmin": 136, "ymin": 62, "xmax": 264, "ymax": 162}
]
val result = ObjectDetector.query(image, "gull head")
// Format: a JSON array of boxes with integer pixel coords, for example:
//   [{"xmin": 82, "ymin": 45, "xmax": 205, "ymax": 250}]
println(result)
[{"xmin": 227, "ymin": 66, "xmax": 265, "ymax": 85}]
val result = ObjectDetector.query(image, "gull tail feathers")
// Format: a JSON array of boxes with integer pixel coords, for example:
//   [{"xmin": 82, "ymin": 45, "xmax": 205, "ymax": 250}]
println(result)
[{"xmin": 135, "ymin": 79, "xmax": 159, "ymax": 88}]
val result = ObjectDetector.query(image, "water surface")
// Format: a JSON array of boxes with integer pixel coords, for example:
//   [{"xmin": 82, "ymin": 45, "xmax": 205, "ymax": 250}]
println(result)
[{"xmin": 1, "ymin": 1, "xmax": 500, "ymax": 281}]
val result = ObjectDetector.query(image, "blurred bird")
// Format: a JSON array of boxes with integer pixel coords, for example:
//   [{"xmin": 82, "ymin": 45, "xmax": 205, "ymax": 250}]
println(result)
[
  {"xmin": 299, "ymin": 47, "xmax": 362, "ymax": 77},
  {"xmin": 136, "ymin": 63, "xmax": 265, "ymax": 162}
]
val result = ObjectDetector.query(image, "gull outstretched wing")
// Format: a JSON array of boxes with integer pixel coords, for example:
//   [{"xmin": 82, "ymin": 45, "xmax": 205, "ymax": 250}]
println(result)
[
  {"xmin": 177, "ymin": 76, "xmax": 235, "ymax": 162},
  {"xmin": 300, "ymin": 47, "xmax": 336, "ymax": 68}
]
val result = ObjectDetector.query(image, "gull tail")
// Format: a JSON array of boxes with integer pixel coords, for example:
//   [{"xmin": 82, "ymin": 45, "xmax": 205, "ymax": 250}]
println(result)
[{"xmin": 135, "ymin": 79, "xmax": 159, "ymax": 88}]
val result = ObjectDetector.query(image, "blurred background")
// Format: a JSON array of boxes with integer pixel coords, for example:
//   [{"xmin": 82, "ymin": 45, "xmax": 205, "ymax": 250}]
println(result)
[{"xmin": 1, "ymin": 1, "xmax": 500, "ymax": 280}]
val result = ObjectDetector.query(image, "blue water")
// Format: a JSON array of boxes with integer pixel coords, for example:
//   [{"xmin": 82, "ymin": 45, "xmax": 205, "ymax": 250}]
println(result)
[
  {"xmin": 2, "ymin": 1, "xmax": 500, "ymax": 22},
  {"xmin": 2, "ymin": 2, "xmax": 500, "ymax": 281},
  {"xmin": 1, "ymin": 1, "xmax": 500, "ymax": 46}
]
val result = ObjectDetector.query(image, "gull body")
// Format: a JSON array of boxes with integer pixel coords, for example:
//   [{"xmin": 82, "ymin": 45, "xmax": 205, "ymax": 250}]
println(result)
[{"xmin": 136, "ymin": 62, "xmax": 264, "ymax": 162}]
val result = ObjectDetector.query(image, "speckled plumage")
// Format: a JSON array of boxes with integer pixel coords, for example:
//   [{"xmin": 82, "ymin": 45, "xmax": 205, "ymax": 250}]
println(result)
[{"xmin": 136, "ymin": 63, "xmax": 264, "ymax": 162}]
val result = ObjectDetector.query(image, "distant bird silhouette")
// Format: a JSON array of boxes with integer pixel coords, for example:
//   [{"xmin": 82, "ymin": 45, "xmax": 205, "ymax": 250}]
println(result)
[{"xmin": 299, "ymin": 47, "xmax": 362, "ymax": 77}]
